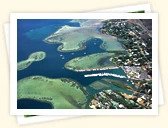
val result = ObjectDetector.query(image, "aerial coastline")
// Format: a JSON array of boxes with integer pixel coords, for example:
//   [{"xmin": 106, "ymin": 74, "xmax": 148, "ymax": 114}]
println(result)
[{"xmin": 17, "ymin": 18, "xmax": 152, "ymax": 109}]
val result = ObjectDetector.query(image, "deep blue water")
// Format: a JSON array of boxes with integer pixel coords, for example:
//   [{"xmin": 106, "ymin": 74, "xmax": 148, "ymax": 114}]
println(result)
[
  {"xmin": 17, "ymin": 19, "xmax": 131, "ymax": 109},
  {"xmin": 18, "ymin": 99, "xmax": 53, "ymax": 109}
]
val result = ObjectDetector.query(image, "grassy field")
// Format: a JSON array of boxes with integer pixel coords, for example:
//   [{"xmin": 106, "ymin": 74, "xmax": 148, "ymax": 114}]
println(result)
[{"xmin": 17, "ymin": 76, "xmax": 88, "ymax": 109}]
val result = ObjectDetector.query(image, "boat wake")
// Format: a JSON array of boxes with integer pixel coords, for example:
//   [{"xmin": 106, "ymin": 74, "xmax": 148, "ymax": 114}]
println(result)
[{"xmin": 84, "ymin": 73, "xmax": 126, "ymax": 78}]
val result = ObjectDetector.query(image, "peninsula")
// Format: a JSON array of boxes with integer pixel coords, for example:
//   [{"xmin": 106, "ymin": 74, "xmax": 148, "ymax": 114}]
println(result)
[
  {"xmin": 44, "ymin": 24, "xmax": 125, "ymax": 52},
  {"xmin": 65, "ymin": 52, "xmax": 117, "ymax": 72}
]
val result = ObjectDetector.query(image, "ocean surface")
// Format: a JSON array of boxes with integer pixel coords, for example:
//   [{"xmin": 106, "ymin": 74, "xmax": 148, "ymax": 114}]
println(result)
[{"xmin": 17, "ymin": 19, "xmax": 131, "ymax": 109}]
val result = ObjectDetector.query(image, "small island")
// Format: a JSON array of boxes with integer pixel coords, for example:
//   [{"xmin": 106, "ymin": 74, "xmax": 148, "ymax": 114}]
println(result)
[
  {"xmin": 17, "ymin": 76, "xmax": 88, "ymax": 109},
  {"xmin": 17, "ymin": 51, "xmax": 46, "ymax": 71}
]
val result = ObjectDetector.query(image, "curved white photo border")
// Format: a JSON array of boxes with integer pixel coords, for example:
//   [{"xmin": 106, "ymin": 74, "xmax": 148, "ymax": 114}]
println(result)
[
  {"xmin": 13, "ymin": 4, "xmax": 163, "ymax": 124},
  {"xmin": 91, "ymin": 3, "xmax": 151, "ymax": 13}
]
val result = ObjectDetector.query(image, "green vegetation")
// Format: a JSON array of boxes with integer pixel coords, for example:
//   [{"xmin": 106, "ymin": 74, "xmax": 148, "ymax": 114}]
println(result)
[
  {"xmin": 17, "ymin": 76, "xmax": 88, "ymax": 109},
  {"xmin": 44, "ymin": 25, "xmax": 125, "ymax": 52},
  {"xmin": 90, "ymin": 90, "xmax": 139, "ymax": 109},
  {"xmin": 65, "ymin": 52, "xmax": 116, "ymax": 72},
  {"xmin": 17, "ymin": 51, "xmax": 46, "ymax": 71},
  {"xmin": 101, "ymin": 19, "xmax": 152, "ymax": 76},
  {"xmin": 89, "ymin": 78, "xmax": 133, "ymax": 95},
  {"xmin": 101, "ymin": 19, "xmax": 152, "ymax": 66}
]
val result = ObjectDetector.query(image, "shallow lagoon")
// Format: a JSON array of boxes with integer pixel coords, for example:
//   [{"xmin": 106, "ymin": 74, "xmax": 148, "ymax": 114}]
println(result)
[{"xmin": 44, "ymin": 24, "xmax": 125, "ymax": 52}]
